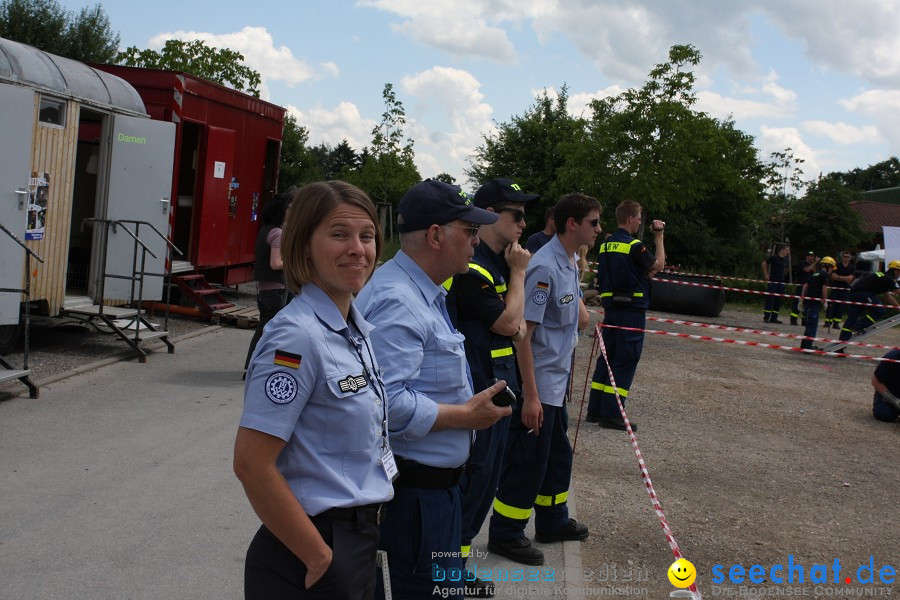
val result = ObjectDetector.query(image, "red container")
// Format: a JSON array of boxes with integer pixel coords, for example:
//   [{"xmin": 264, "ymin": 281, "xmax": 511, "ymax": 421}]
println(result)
[{"xmin": 93, "ymin": 65, "xmax": 285, "ymax": 285}]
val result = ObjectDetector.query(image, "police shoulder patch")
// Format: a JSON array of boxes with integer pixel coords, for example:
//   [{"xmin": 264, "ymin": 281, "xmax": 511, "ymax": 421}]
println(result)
[{"xmin": 266, "ymin": 371, "xmax": 298, "ymax": 404}]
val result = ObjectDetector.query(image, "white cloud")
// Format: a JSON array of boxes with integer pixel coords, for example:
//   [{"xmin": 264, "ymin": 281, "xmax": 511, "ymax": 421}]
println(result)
[
  {"xmin": 802, "ymin": 121, "xmax": 883, "ymax": 145},
  {"xmin": 840, "ymin": 89, "xmax": 900, "ymax": 157},
  {"xmin": 148, "ymin": 27, "xmax": 329, "ymax": 89},
  {"xmin": 287, "ymin": 102, "xmax": 375, "ymax": 150},
  {"xmin": 358, "ymin": 0, "xmax": 517, "ymax": 61},
  {"xmin": 757, "ymin": 126, "xmax": 821, "ymax": 180},
  {"xmin": 696, "ymin": 71, "xmax": 797, "ymax": 120},
  {"xmin": 399, "ymin": 66, "xmax": 496, "ymax": 182},
  {"xmin": 760, "ymin": 0, "xmax": 900, "ymax": 86}
]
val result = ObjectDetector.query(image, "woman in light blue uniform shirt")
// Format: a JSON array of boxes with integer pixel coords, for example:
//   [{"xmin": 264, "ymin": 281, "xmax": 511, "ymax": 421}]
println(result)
[{"xmin": 234, "ymin": 181, "xmax": 395, "ymax": 600}]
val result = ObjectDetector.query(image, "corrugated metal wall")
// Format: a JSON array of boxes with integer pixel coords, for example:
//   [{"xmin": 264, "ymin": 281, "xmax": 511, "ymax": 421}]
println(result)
[{"xmin": 25, "ymin": 99, "xmax": 79, "ymax": 315}]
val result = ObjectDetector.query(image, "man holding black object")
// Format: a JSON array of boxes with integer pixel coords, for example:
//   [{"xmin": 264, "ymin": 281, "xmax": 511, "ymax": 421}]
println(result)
[
  {"xmin": 586, "ymin": 199, "xmax": 665, "ymax": 431},
  {"xmin": 356, "ymin": 180, "xmax": 512, "ymax": 600}
]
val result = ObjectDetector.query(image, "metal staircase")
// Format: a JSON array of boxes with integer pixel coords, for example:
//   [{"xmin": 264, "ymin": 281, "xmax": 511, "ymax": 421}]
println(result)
[
  {"xmin": 0, "ymin": 221, "xmax": 43, "ymax": 398},
  {"xmin": 62, "ymin": 218, "xmax": 181, "ymax": 363},
  {"xmin": 172, "ymin": 274, "xmax": 234, "ymax": 317}
]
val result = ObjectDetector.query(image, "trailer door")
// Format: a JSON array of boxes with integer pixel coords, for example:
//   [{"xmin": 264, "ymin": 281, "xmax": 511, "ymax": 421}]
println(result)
[
  {"xmin": 102, "ymin": 115, "xmax": 175, "ymax": 302},
  {"xmin": 0, "ymin": 85, "xmax": 35, "ymax": 326},
  {"xmin": 195, "ymin": 126, "xmax": 235, "ymax": 266}
]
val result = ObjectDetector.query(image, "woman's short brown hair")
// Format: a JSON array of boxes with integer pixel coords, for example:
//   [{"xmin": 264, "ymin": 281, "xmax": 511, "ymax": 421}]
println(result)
[{"xmin": 281, "ymin": 181, "xmax": 383, "ymax": 293}]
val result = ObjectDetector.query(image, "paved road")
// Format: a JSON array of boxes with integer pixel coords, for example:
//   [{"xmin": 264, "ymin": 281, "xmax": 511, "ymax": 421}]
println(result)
[{"xmin": 1, "ymin": 326, "xmax": 581, "ymax": 599}]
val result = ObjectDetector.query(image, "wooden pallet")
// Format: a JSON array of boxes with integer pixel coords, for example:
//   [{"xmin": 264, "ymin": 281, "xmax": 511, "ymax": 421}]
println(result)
[{"xmin": 211, "ymin": 305, "xmax": 260, "ymax": 329}]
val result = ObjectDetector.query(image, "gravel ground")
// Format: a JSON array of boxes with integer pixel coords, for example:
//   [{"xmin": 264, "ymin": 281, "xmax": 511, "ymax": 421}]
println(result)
[
  {"xmin": 4, "ymin": 288, "xmax": 897, "ymax": 598},
  {"xmin": 570, "ymin": 305, "xmax": 899, "ymax": 598},
  {"xmin": 0, "ymin": 284, "xmax": 257, "ymax": 398}
]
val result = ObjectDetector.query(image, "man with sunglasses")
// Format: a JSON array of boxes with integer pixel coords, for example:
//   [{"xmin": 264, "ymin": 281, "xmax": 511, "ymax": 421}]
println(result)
[
  {"xmin": 586, "ymin": 199, "xmax": 665, "ymax": 431},
  {"xmin": 488, "ymin": 193, "xmax": 600, "ymax": 566},
  {"xmin": 446, "ymin": 178, "xmax": 536, "ymax": 596}
]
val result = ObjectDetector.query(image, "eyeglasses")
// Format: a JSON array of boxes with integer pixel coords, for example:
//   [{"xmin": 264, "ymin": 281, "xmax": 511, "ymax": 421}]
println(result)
[
  {"xmin": 581, "ymin": 218, "xmax": 601, "ymax": 227},
  {"xmin": 443, "ymin": 223, "xmax": 481, "ymax": 239},
  {"xmin": 498, "ymin": 207, "xmax": 526, "ymax": 223}
]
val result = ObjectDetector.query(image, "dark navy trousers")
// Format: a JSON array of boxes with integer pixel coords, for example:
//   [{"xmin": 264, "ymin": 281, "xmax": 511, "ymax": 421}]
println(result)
[
  {"xmin": 587, "ymin": 308, "xmax": 646, "ymax": 419},
  {"xmin": 489, "ymin": 403, "xmax": 572, "ymax": 541},
  {"xmin": 460, "ymin": 414, "xmax": 510, "ymax": 553},
  {"xmin": 839, "ymin": 291, "xmax": 882, "ymax": 342},
  {"xmin": 763, "ymin": 282, "xmax": 785, "ymax": 320},
  {"xmin": 375, "ymin": 485, "xmax": 463, "ymax": 600}
]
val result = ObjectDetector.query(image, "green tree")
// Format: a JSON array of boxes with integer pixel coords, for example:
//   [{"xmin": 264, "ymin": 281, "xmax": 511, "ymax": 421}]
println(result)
[
  {"xmin": 761, "ymin": 148, "xmax": 808, "ymax": 245},
  {"xmin": 784, "ymin": 178, "xmax": 867, "ymax": 255},
  {"xmin": 432, "ymin": 172, "xmax": 456, "ymax": 185},
  {"xmin": 343, "ymin": 83, "xmax": 420, "ymax": 212},
  {"xmin": 277, "ymin": 114, "xmax": 323, "ymax": 190},
  {"xmin": 467, "ymin": 85, "xmax": 585, "ymax": 235},
  {"xmin": 562, "ymin": 44, "xmax": 769, "ymax": 272},
  {"xmin": 825, "ymin": 157, "xmax": 900, "ymax": 191},
  {"xmin": 117, "ymin": 39, "xmax": 261, "ymax": 96},
  {"xmin": 0, "ymin": 0, "xmax": 119, "ymax": 62}
]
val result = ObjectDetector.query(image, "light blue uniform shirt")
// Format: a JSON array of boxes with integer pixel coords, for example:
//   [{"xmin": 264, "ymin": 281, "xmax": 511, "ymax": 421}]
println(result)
[
  {"xmin": 356, "ymin": 250, "xmax": 473, "ymax": 469},
  {"xmin": 240, "ymin": 283, "xmax": 394, "ymax": 516},
  {"xmin": 523, "ymin": 235, "xmax": 580, "ymax": 407}
]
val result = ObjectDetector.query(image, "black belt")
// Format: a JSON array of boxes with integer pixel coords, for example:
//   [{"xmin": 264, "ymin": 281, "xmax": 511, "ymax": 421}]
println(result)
[
  {"xmin": 315, "ymin": 503, "xmax": 385, "ymax": 526},
  {"xmin": 395, "ymin": 457, "xmax": 464, "ymax": 489}
]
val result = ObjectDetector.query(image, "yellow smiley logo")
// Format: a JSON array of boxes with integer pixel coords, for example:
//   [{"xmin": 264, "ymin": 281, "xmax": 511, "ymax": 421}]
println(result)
[{"xmin": 668, "ymin": 558, "xmax": 696, "ymax": 588}]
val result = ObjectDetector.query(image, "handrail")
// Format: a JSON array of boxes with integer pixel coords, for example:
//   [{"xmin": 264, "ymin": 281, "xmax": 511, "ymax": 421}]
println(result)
[
  {"xmin": 0, "ymin": 221, "xmax": 44, "ymax": 263},
  {"xmin": 113, "ymin": 219, "xmax": 183, "ymax": 258}
]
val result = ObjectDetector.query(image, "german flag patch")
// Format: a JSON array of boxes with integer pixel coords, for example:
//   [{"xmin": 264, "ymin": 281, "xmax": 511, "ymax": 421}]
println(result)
[
  {"xmin": 274, "ymin": 349, "xmax": 302, "ymax": 369},
  {"xmin": 536, "ymin": 281, "xmax": 550, "ymax": 290}
]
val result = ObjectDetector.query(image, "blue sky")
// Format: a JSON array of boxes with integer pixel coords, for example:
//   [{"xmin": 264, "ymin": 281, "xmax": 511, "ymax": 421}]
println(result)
[{"xmin": 58, "ymin": 0, "xmax": 900, "ymax": 188}]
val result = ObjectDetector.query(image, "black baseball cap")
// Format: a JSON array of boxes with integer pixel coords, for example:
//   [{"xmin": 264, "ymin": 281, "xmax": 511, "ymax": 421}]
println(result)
[
  {"xmin": 397, "ymin": 180, "xmax": 498, "ymax": 233},
  {"xmin": 473, "ymin": 178, "xmax": 540, "ymax": 208}
]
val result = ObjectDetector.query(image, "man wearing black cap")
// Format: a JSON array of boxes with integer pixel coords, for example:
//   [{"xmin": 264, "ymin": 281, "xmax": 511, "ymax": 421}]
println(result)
[
  {"xmin": 356, "ymin": 180, "xmax": 513, "ymax": 600},
  {"xmin": 446, "ymin": 178, "xmax": 536, "ymax": 596}
]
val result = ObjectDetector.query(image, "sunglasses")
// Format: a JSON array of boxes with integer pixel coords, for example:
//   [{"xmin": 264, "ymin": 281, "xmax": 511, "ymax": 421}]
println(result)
[
  {"xmin": 443, "ymin": 223, "xmax": 481, "ymax": 239},
  {"xmin": 497, "ymin": 207, "xmax": 526, "ymax": 223},
  {"xmin": 581, "ymin": 218, "xmax": 601, "ymax": 227}
]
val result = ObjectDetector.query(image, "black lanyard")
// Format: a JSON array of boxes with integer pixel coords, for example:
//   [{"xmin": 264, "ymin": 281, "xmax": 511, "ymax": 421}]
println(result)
[{"xmin": 347, "ymin": 314, "xmax": 389, "ymax": 450}]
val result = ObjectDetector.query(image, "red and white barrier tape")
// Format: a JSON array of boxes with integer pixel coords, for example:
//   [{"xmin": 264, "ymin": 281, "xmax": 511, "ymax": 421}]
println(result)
[
  {"xmin": 642, "ymin": 314, "xmax": 899, "ymax": 351},
  {"xmin": 654, "ymin": 277, "xmax": 896, "ymax": 310},
  {"xmin": 596, "ymin": 322, "xmax": 900, "ymax": 363},
  {"xmin": 585, "ymin": 308, "xmax": 896, "ymax": 351},
  {"xmin": 593, "ymin": 324, "xmax": 702, "ymax": 600}
]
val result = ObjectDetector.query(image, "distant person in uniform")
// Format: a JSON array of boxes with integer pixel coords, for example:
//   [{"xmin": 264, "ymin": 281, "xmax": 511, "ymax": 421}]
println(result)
[
  {"xmin": 355, "ymin": 180, "xmax": 512, "ymax": 600},
  {"xmin": 871, "ymin": 350, "xmax": 900, "ymax": 423},
  {"xmin": 244, "ymin": 192, "xmax": 295, "ymax": 374},
  {"xmin": 525, "ymin": 206, "xmax": 555, "ymax": 254},
  {"xmin": 790, "ymin": 251, "xmax": 818, "ymax": 325},
  {"xmin": 761, "ymin": 244, "xmax": 790, "ymax": 324},
  {"xmin": 825, "ymin": 252, "xmax": 855, "ymax": 330},
  {"xmin": 838, "ymin": 261, "xmax": 900, "ymax": 346},
  {"xmin": 798, "ymin": 256, "xmax": 835, "ymax": 350},
  {"xmin": 445, "ymin": 177, "xmax": 536, "ymax": 597},
  {"xmin": 487, "ymin": 193, "xmax": 599, "ymax": 566},
  {"xmin": 234, "ymin": 181, "xmax": 393, "ymax": 599},
  {"xmin": 586, "ymin": 199, "xmax": 665, "ymax": 431}
]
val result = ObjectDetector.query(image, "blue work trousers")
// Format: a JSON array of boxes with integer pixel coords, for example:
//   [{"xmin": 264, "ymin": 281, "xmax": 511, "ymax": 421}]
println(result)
[
  {"xmin": 587, "ymin": 308, "xmax": 646, "ymax": 419},
  {"xmin": 873, "ymin": 392, "xmax": 900, "ymax": 422},
  {"xmin": 375, "ymin": 485, "xmax": 463, "ymax": 600},
  {"xmin": 763, "ymin": 282, "xmax": 785, "ymax": 320},
  {"xmin": 839, "ymin": 292, "xmax": 882, "ymax": 341},
  {"xmin": 800, "ymin": 303, "xmax": 820, "ymax": 349},
  {"xmin": 460, "ymin": 414, "xmax": 511, "ymax": 551},
  {"xmin": 489, "ymin": 403, "xmax": 572, "ymax": 542},
  {"xmin": 825, "ymin": 288, "xmax": 848, "ymax": 326}
]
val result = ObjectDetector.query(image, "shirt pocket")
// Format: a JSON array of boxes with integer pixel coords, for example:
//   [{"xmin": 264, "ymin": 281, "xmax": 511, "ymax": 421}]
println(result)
[
  {"xmin": 321, "ymin": 370, "xmax": 381, "ymax": 452},
  {"xmin": 433, "ymin": 331, "xmax": 469, "ymax": 394}
]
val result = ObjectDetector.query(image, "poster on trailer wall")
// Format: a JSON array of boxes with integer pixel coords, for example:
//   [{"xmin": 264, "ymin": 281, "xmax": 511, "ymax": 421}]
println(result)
[{"xmin": 26, "ymin": 171, "xmax": 49, "ymax": 241}]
